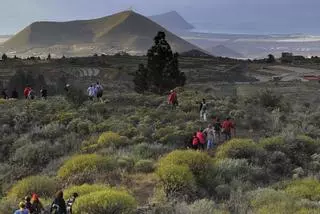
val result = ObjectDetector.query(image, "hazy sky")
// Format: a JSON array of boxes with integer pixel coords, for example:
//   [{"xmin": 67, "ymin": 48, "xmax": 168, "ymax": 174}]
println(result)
[{"xmin": 1, "ymin": 0, "xmax": 319, "ymax": 35}]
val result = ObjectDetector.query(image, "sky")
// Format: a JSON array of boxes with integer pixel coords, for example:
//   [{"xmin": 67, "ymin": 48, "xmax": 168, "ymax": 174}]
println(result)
[{"xmin": 1, "ymin": 0, "xmax": 319, "ymax": 35}]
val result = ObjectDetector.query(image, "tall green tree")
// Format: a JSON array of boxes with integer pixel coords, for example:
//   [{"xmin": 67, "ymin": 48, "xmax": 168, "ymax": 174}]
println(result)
[{"xmin": 133, "ymin": 31, "xmax": 186, "ymax": 94}]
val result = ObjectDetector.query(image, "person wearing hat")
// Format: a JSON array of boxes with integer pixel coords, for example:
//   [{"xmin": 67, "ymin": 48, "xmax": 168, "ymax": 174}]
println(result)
[{"xmin": 14, "ymin": 202, "xmax": 30, "ymax": 214}]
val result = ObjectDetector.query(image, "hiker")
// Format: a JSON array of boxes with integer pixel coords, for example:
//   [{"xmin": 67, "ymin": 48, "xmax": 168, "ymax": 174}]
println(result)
[
  {"xmin": 64, "ymin": 84, "xmax": 70, "ymax": 92},
  {"xmin": 66, "ymin": 192, "xmax": 79, "ymax": 214},
  {"xmin": 28, "ymin": 89, "xmax": 35, "ymax": 100},
  {"xmin": 24, "ymin": 86, "xmax": 32, "ymax": 99},
  {"xmin": 213, "ymin": 117, "xmax": 222, "ymax": 143},
  {"xmin": 25, "ymin": 196, "xmax": 33, "ymax": 213},
  {"xmin": 40, "ymin": 88, "xmax": 48, "ymax": 99},
  {"xmin": 94, "ymin": 82, "xmax": 103, "ymax": 101},
  {"xmin": 51, "ymin": 191, "xmax": 67, "ymax": 214},
  {"xmin": 222, "ymin": 117, "xmax": 235, "ymax": 142},
  {"xmin": 11, "ymin": 88, "xmax": 19, "ymax": 99},
  {"xmin": 14, "ymin": 202, "xmax": 30, "ymax": 214},
  {"xmin": 1, "ymin": 89, "xmax": 9, "ymax": 99},
  {"xmin": 200, "ymin": 99, "xmax": 208, "ymax": 121},
  {"xmin": 196, "ymin": 129, "xmax": 206, "ymax": 150},
  {"xmin": 192, "ymin": 132, "xmax": 199, "ymax": 150},
  {"xmin": 168, "ymin": 90, "xmax": 178, "ymax": 109},
  {"xmin": 203, "ymin": 124, "xmax": 215, "ymax": 150},
  {"xmin": 87, "ymin": 85, "xmax": 95, "ymax": 100},
  {"xmin": 31, "ymin": 193, "xmax": 44, "ymax": 214}
]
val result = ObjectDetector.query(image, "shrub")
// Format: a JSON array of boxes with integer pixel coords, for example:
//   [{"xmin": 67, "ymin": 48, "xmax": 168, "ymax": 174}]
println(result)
[
  {"xmin": 97, "ymin": 131, "xmax": 124, "ymax": 148},
  {"xmin": 58, "ymin": 154, "xmax": 115, "ymax": 179},
  {"xmin": 215, "ymin": 159, "xmax": 257, "ymax": 184},
  {"xmin": 8, "ymin": 176, "xmax": 58, "ymax": 199},
  {"xmin": 133, "ymin": 143, "xmax": 171, "ymax": 159},
  {"xmin": 72, "ymin": 188, "xmax": 137, "ymax": 214},
  {"xmin": 248, "ymin": 188, "xmax": 298, "ymax": 214},
  {"xmin": 158, "ymin": 150, "xmax": 212, "ymax": 179},
  {"xmin": 284, "ymin": 178, "xmax": 320, "ymax": 201},
  {"xmin": 64, "ymin": 184, "xmax": 109, "ymax": 199},
  {"xmin": 259, "ymin": 136, "xmax": 285, "ymax": 151},
  {"xmin": 214, "ymin": 139, "xmax": 260, "ymax": 162},
  {"xmin": 156, "ymin": 164, "xmax": 195, "ymax": 197},
  {"xmin": 134, "ymin": 159, "xmax": 155, "ymax": 173},
  {"xmin": 188, "ymin": 199, "xmax": 221, "ymax": 214}
]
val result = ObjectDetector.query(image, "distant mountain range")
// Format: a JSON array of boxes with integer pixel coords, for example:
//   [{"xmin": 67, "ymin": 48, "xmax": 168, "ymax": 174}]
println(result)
[
  {"xmin": 149, "ymin": 11, "xmax": 194, "ymax": 31},
  {"xmin": 207, "ymin": 45, "xmax": 244, "ymax": 58},
  {"xmin": 1, "ymin": 11, "xmax": 199, "ymax": 57}
]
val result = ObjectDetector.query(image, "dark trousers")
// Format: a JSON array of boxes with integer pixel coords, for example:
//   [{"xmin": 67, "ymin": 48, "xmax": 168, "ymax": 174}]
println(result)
[{"xmin": 224, "ymin": 131, "xmax": 232, "ymax": 141}]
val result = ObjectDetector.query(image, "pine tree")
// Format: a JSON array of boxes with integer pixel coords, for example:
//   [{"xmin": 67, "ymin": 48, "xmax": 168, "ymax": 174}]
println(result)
[{"xmin": 133, "ymin": 31, "xmax": 186, "ymax": 94}]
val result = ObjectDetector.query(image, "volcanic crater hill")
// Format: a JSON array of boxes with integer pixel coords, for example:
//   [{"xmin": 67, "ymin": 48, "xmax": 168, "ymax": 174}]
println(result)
[{"xmin": 2, "ymin": 11, "xmax": 200, "ymax": 56}]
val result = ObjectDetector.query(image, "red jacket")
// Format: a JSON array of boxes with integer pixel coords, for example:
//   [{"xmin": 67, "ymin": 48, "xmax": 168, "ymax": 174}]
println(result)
[
  {"xmin": 196, "ymin": 131, "xmax": 206, "ymax": 144},
  {"xmin": 222, "ymin": 120, "xmax": 234, "ymax": 132},
  {"xmin": 168, "ymin": 92, "xmax": 177, "ymax": 104},
  {"xmin": 24, "ymin": 87, "xmax": 31, "ymax": 97},
  {"xmin": 192, "ymin": 136, "xmax": 199, "ymax": 146}
]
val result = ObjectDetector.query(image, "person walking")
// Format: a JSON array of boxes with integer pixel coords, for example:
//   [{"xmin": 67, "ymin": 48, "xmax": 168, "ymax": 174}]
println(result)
[
  {"xmin": 24, "ymin": 86, "xmax": 32, "ymax": 99},
  {"xmin": 1, "ymin": 88, "xmax": 9, "ymax": 99},
  {"xmin": 222, "ymin": 117, "xmax": 235, "ymax": 142},
  {"xmin": 196, "ymin": 129, "xmax": 206, "ymax": 150},
  {"xmin": 199, "ymin": 99, "xmax": 208, "ymax": 121},
  {"xmin": 214, "ymin": 118, "xmax": 222, "ymax": 143},
  {"xmin": 203, "ymin": 124, "xmax": 215, "ymax": 150},
  {"xmin": 51, "ymin": 191, "xmax": 67, "ymax": 214},
  {"xmin": 31, "ymin": 193, "xmax": 44, "ymax": 214},
  {"xmin": 40, "ymin": 88, "xmax": 48, "ymax": 100},
  {"xmin": 87, "ymin": 85, "xmax": 95, "ymax": 101},
  {"xmin": 14, "ymin": 202, "xmax": 30, "ymax": 214},
  {"xmin": 66, "ymin": 192, "xmax": 79, "ymax": 214},
  {"xmin": 24, "ymin": 196, "xmax": 33, "ymax": 213},
  {"xmin": 11, "ymin": 88, "xmax": 19, "ymax": 99},
  {"xmin": 168, "ymin": 90, "xmax": 178, "ymax": 109},
  {"xmin": 94, "ymin": 82, "xmax": 103, "ymax": 102},
  {"xmin": 192, "ymin": 132, "xmax": 199, "ymax": 150}
]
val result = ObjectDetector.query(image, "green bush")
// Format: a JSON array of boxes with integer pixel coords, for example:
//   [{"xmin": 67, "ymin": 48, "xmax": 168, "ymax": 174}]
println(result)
[
  {"xmin": 97, "ymin": 131, "xmax": 125, "ymax": 148},
  {"xmin": 58, "ymin": 154, "xmax": 115, "ymax": 179},
  {"xmin": 215, "ymin": 159, "xmax": 260, "ymax": 184},
  {"xmin": 72, "ymin": 188, "xmax": 137, "ymax": 214},
  {"xmin": 8, "ymin": 176, "xmax": 58, "ymax": 199},
  {"xmin": 158, "ymin": 150, "xmax": 212, "ymax": 178},
  {"xmin": 284, "ymin": 178, "xmax": 320, "ymax": 201},
  {"xmin": 156, "ymin": 164, "xmax": 195, "ymax": 197},
  {"xmin": 259, "ymin": 136, "xmax": 285, "ymax": 151},
  {"xmin": 134, "ymin": 159, "xmax": 155, "ymax": 173},
  {"xmin": 214, "ymin": 139, "xmax": 260, "ymax": 162},
  {"xmin": 64, "ymin": 184, "xmax": 109, "ymax": 199},
  {"xmin": 248, "ymin": 188, "xmax": 298, "ymax": 214},
  {"xmin": 133, "ymin": 143, "xmax": 171, "ymax": 159}
]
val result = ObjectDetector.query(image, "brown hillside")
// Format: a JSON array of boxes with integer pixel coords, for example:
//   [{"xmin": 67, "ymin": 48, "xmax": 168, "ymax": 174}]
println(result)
[{"xmin": 3, "ymin": 11, "xmax": 199, "ymax": 54}]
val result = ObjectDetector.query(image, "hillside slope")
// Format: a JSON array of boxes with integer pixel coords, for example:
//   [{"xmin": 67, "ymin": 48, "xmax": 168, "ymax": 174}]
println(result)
[
  {"xmin": 3, "ymin": 11, "xmax": 199, "ymax": 56},
  {"xmin": 149, "ymin": 11, "xmax": 194, "ymax": 31}
]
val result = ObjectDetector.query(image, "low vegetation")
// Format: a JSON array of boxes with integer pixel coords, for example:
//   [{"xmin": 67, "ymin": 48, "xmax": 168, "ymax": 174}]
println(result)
[{"xmin": 1, "ymin": 80, "xmax": 320, "ymax": 213}]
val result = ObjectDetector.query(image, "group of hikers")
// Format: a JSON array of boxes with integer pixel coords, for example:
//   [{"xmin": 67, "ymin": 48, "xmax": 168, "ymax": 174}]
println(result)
[
  {"xmin": 191, "ymin": 117, "xmax": 236, "ymax": 150},
  {"xmin": 168, "ymin": 90, "xmax": 236, "ymax": 150},
  {"xmin": 1, "ymin": 86, "xmax": 47, "ymax": 100},
  {"xmin": 14, "ymin": 191, "xmax": 78, "ymax": 214},
  {"xmin": 86, "ymin": 82, "xmax": 104, "ymax": 101},
  {"xmin": 1, "ymin": 82, "xmax": 104, "ymax": 101}
]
